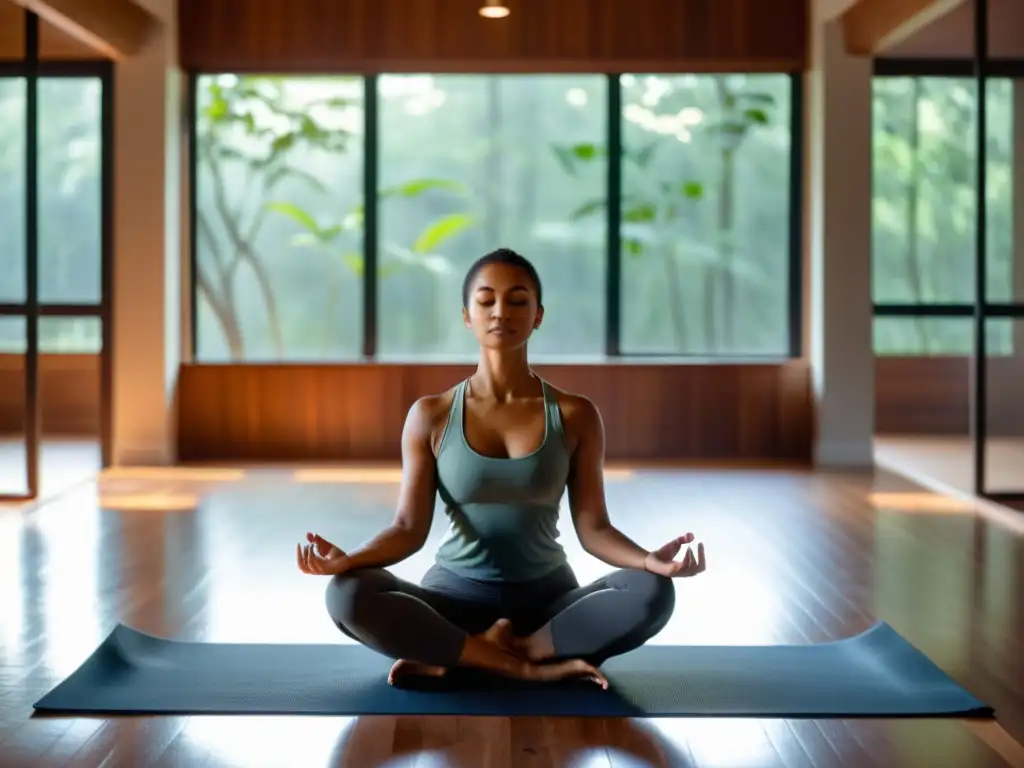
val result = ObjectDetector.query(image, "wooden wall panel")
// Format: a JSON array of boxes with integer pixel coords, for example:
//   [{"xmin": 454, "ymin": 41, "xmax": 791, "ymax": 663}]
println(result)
[
  {"xmin": 178, "ymin": 0, "xmax": 808, "ymax": 74},
  {"xmin": 874, "ymin": 356, "xmax": 1024, "ymax": 435},
  {"xmin": 4, "ymin": 355, "xmax": 1020, "ymax": 455},
  {"xmin": 0, "ymin": 4, "xmax": 109, "ymax": 60},
  {"xmin": 175, "ymin": 362, "xmax": 815, "ymax": 463},
  {"xmin": 0, "ymin": 354, "xmax": 100, "ymax": 436}
]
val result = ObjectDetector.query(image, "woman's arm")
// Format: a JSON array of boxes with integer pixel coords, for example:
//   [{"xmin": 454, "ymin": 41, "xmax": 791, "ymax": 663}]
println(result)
[
  {"xmin": 563, "ymin": 395, "xmax": 652, "ymax": 571},
  {"xmin": 343, "ymin": 397, "xmax": 440, "ymax": 571}
]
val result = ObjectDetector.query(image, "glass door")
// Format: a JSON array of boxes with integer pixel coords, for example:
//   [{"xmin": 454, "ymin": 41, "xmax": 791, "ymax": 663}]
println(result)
[{"xmin": 0, "ymin": 15, "xmax": 112, "ymax": 502}]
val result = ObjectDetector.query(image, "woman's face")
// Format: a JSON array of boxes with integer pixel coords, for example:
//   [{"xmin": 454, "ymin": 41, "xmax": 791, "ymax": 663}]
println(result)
[{"xmin": 463, "ymin": 262, "xmax": 543, "ymax": 350}]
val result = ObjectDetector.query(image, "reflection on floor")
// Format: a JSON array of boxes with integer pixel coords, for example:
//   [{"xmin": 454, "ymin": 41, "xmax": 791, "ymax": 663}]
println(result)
[
  {"xmin": 875, "ymin": 436, "xmax": 1024, "ymax": 503},
  {"xmin": 1, "ymin": 463, "xmax": 1023, "ymax": 766},
  {"xmin": 0, "ymin": 438, "xmax": 100, "ymax": 505}
]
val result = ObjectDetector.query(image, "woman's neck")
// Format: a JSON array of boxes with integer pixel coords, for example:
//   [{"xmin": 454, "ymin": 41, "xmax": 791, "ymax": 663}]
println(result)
[{"xmin": 471, "ymin": 348, "xmax": 536, "ymax": 402}]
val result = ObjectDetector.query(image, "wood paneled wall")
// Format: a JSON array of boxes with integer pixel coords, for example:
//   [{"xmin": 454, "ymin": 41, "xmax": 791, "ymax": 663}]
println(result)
[
  {"xmin": 875, "ymin": 356, "xmax": 1024, "ymax": 435},
  {"xmin": 7, "ymin": 356, "xmax": 1022, "ymax": 457},
  {"xmin": 0, "ymin": 5, "xmax": 107, "ymax": 60},
  {"xmin": 0, "ymin": 354, "xmax": 100, "ymax": 436},
  {"xmin": 177, "ymin": 0, "xmax": 809, "ymax": 73},
  {"xmin": 175, "ymin": 362, "xmax": 814, "ymax": 463}
]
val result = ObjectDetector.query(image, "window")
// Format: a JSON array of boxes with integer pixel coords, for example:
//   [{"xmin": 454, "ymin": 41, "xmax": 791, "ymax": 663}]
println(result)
[
  {"xmin": 39, "ymin": 78, "xmax": 103, "ymax": 305},
  {"xmin": 377, "ymin": 75, "xmax": 607, "ymax": 360},
  {"xmin": 191, "ymin": 73, "xmax": 800, "ymax": 362},
  {"xmin": 0, "ymin": 77, "xmax": 26, "ymax": 306},
  {"xmin": 0, "ymin": 75, "xmax": 104, "ymax": 354},
  {"xmin": 872, "ymin": 75, "xmax": 1016, "ymax": 355},
  {"xmin": 617, "ymin": 74, "xmax": 794, "ymax": 356},
  {"xmin": 193, "ymin": 75, "xmax": 366, "ymax": 361}
]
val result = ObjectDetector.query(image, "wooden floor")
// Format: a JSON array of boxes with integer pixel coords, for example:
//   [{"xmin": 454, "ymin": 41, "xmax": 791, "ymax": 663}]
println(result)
[
  {"xmin": 876, "ymin": 436, "xmax": 1024, "ymax": 502},
  {"xmin": 2, "ymin": 463, "xmax": 1024, "ymax": 767}
]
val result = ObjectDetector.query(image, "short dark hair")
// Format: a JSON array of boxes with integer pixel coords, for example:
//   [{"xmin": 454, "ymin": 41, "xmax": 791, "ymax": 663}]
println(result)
[{"xmin": 461, "ymin": 248, "xmax": 543, "ymax": 308}]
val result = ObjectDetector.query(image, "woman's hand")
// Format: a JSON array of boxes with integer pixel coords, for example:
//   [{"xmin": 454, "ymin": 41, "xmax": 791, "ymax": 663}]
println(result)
[
  {"xmin": 644, "ymin": 533, "xmax": 706, "ymax": 578},
  {"xmin": 297, "ymin": 532, "xmax": 351, "ymax": 576}
]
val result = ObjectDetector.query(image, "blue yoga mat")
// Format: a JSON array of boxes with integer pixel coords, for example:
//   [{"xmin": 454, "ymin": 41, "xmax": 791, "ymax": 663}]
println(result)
[{"xmin": 33, "ymin": 622, "xmax": 992, "ymax": 718}]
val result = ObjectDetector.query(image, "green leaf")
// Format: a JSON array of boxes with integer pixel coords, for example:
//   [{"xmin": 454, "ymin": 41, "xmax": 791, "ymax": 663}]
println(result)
[
  {"xmin": 629, "ymin": 140, "xmax": 661, "ymax": 169},
  {"xmin": 343, "ymin": 252, "xmax": 364, "ymax": 276},
  {"xmin": 269, "ymin": 132, "xmax": 297, "ymax": 158},
  {"xmin": 743, "ymin": 108, "xmax": 770, "ymax": 125},
  {"xmin": 570, "ymin": 143, "xmax": 602, "ymax": 161},
  {"xmin": 379, "ymin": 261, "xmax": 404, "ymax": 279},
  {"xmin": 206, "ymin": 95, "xmax": 229, "ymax": 122},
  {"xmin": 623, "ymin": 239, "xmax": 644, "ymax": 257},
  {"xmin": 413, "ymin": 213, "xmax": 475, "ymax": 253},
  {"xmin": 735, "ymin": 91, "xmax": 775, "ymax": 106},
  {"xmin": 319, "ymin": 224, "xmax": 344, "ymax": 241},
  {"xmin": 568, "ymin": 199, "xmax": 607, "ymax": 220},
  {"xmin": 264, "ymin": 201, "xmax": 320, "ymax": 234},
  {"xmin": 381, "ymin": 178, "xmax": 467, "ymax": 199},
  {"xmin": 623, "ymin": 205, "xmax": 657, "ymax": 223},
  {"xmin": 552, "ymin": 145, "xmax": 578, "ymax": 176},
  {"xmin": 681, "ymin": 182, "xmax": 704, "ymax": 200}
]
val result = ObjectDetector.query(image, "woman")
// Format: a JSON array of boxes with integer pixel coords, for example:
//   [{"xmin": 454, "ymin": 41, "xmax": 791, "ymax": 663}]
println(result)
[{"xmin": 297, "ymin": 248, "xmax": 707, "ymax": 688}]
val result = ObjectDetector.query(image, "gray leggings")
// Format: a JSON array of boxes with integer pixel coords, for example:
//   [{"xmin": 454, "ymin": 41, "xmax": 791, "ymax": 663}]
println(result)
[{"xmin": 324, "ymin": 563, "xmax": 676, "ymax": 668}]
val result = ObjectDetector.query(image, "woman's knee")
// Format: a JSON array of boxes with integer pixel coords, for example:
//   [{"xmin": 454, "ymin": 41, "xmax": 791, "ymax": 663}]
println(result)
[
  {"xmin": 625, "ymin": 569, "xmax": 677, "ymax": 627},
  {"xmin": 323, "ymin": 568, "xmax": 390, "ymax": 629}
]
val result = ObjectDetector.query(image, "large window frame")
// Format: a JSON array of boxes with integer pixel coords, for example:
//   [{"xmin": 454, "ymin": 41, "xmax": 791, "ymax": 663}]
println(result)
[
  {"xmin": 872, "ymin": 55, "xmax": 1024, "ymax": 504},
  {"xmin": 872, "ymin": 57, "xmax": 1024, "ymax": 325},
  {"xmin": 0, "ymin": 15, "xmax": 115, "ymax": 500},
  {"xmin": 186, "ymin": 72, "xmax": 805, "ymax": 363}
]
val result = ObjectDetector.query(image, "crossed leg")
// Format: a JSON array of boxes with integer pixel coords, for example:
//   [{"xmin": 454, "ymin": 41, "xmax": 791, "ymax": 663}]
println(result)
[
  {"xmin": 515, "ymin": 568, "xmax": 677, "ymax": 665},
  {"xmin": 324, "ymin": 566, "xmax": 677, "ymax": 677}
]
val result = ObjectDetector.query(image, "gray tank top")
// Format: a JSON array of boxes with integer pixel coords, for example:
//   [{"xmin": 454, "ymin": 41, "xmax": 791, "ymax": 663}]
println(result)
[{"xmin": 433, "ymin": 377, "xmax": 571, "ymax": 583}]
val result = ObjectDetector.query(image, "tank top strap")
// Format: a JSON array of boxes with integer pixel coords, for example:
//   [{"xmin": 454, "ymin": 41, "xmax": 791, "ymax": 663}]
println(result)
[
  {"xmin": 437, "ymin": 378, "xmax": 468, "ymax": 458},
  {"xmin": 539, "ymin": 378, "xmax": 567, "ymax": 446}
]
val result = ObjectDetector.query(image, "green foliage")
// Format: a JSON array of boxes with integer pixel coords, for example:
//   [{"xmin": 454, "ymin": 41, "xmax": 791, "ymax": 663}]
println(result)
[
  {"xmin": 550, "ymin": 84, "xmax": 777, "ymax": 351},
  {"xmin": 553, "ymin": 89, "xmax": 775, "ymax": 260},
  {"xmin": 195, "ymin": 75, "xmax": 475, "ymax": 358}
]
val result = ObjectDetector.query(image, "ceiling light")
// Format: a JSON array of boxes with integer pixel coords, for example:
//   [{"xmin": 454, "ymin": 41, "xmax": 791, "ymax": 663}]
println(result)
[{"xmin": 479, "ymin": 0, "xmax": 510, "ymax": 18}]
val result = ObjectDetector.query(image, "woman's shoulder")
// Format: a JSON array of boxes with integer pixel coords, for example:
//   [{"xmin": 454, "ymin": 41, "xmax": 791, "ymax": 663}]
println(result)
[
  {"xmin": 544, "ymin": 382, "xmax": 602, "ymax": 430},
  {"xmin": 407, "ymin": 386, "xmax": 458, "ymax": 426},
  {"xmin": 405, "ymin": 384, "xmax": 461, "ymax": 454}
]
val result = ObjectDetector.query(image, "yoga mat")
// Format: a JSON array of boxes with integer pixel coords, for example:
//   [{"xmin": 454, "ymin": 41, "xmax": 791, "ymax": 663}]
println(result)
[{"xmin": 33, "ymin": 622, "xmax": 992, "ymax": 718}]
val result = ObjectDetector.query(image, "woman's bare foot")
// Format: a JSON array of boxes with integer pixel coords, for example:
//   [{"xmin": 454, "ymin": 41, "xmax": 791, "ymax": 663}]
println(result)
[
  {"xmin": 387, "ymin": 659, "xmax": 448, "ymax": 686},
  {"xmin": 457, "ymin": 618, "xmax": 608, "ymax": 689},
  {"xmin": 510, "ymin": 624, "xmax": 556, "ymax": 662},
  {"xmin": 481, "ymin": 618, "xmax": 519, "ymax": 654}
]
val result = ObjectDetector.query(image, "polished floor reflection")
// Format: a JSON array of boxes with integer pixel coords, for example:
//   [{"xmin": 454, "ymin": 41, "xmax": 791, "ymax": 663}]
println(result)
[
  {"xmin": 876, "ymin": 435, "xmax": 1024, "ymax": 500},
  {"xmin": 1, "ymin": 465, "xmax": 1023, "ymax": 767},
  {"xmin": 0, "ymin": 439, "xmax": 101, "ymax": 504}
]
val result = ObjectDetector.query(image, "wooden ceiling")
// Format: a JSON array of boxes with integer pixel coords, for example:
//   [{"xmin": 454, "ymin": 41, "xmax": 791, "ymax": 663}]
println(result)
[
  {"xmin": 843, "ymin": 0, "xmax": 1024, "ymax": 59},
  {"xmin": 0, "ymin": 3, "xmax": 103, "ymax": 60},
  {"xmin": 0, "ymin": 0, "xmax": 157, "ymax": 61},
  {"xmin": 884, "ymin": 0, "xmax": 1024, "ymax": 58}
]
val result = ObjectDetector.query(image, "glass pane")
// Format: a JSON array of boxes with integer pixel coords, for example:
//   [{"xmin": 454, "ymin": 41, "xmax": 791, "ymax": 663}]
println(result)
[
  {"xmin": 618, "ymin": 74, "xmax": 793, "ymax": 356},
  {"xmin": 39, "ymin": 77, "xmax": 103, "ymax": 304},
  {"xmin": 0, "ymin": 78, "xmax": 26, "ymax": 304},
  {"xmin": 873, "ymin": 316, "xmax": 975, "ymax": 356},
  {"xmin": 984, "ymin": 317, "xmax": 1024, "ymax": 497},
  {"xmin": 39, "ymin": 317, "xmax": 103, "ymax": 495},
  {"xmin": 873, "ymin": 316, "xmax": 1009, "ymax": 357},
  {"xmin": 193, "ymin": 75, "xmax": 365, "ymax": 362},
  {"xmin": 874, "ymin": 317, "xmax": 977, "ymax": 503},
  {"xmin": 376, "ymin": 75, "xmax": 607, "ymax": 360},
  {"xmin": 871, "ymin": 76, "xmax": 1014, "ymax": 304},
  {"xmin": 0, "ymin": 317, "xmax": 29, "ymax": 498}
]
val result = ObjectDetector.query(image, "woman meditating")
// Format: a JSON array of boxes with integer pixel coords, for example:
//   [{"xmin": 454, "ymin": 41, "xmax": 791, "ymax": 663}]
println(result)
[{"xmin": 297, "ymin": 248, "xmax": 707, "ymax": 688}]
